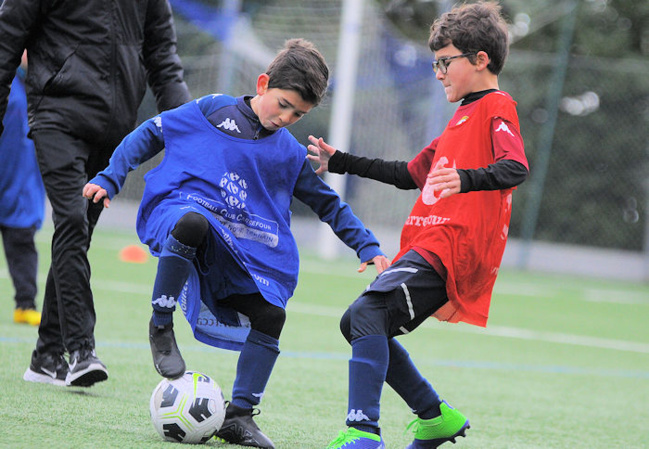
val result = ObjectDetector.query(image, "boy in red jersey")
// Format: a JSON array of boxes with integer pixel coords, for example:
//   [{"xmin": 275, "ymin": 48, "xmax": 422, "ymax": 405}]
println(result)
[{"xmin": 309, "ymin": 2, "xmax": 529, "ymax": 448}]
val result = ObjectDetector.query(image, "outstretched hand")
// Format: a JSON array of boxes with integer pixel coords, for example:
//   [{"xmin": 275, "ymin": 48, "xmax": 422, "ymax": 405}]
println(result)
[
  {"xmin": 307, "ymin": 135, "xmax": 337, "ymax": 175},
  {"xmin": 82, "ymin": 183, "xmax": 111, "ymax": 208},
  {"xmin": 357, "ymin": 255, "xmax": 391, "ymax": 275}
]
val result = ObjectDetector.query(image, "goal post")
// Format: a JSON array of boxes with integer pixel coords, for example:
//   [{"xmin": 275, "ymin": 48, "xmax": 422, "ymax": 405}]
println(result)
[{"xmin": 318, "ymin": 0, "xmax": 365, "ymax": 260}]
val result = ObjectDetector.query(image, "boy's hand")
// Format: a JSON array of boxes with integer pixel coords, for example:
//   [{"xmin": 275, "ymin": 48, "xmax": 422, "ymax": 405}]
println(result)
[
  {"xmin": 358, "ymin": 255, "xmax": 391, "ymax": 275},
  {"xmin": 427, "ymin": 167, "xmax": 461, "ymax": 199},
  {"xmin": 307, "ymin": 135, "xmax": 337, "ymax": 175},
  {"xmin": 83, "ymin": 183, "xmax": 111, "ymax": 208}
]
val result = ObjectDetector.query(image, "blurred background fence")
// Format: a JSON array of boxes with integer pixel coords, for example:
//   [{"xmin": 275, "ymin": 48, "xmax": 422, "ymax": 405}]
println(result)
[{"xmin": 115, "ymin": 0, "xmax": 649, "ymax": 281}]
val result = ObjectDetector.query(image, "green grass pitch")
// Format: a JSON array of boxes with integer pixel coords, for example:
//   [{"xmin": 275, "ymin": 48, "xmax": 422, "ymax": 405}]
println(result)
[{"xmin": 1, "ymin": 226, "xmax": 648, "ymax": 448}]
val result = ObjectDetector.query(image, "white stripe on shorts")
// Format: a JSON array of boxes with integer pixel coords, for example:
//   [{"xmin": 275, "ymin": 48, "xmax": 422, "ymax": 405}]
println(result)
[
  {"xmin": 381, "ymin": 267, "xmax": 418, "ymax": 277},
  {"xmin": 400, "ymin": 282, "xmax": 415, "ymax": 320}
]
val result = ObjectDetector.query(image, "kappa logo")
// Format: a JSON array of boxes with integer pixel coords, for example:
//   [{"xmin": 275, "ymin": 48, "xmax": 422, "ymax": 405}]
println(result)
[
  {"xmin": 217, "ymin": 118, "xmax": 241, "ymax": 133},
  {"xmin": 346, "ymin": 409, "xmax": 370, "ymax": 422},
  {"xmin": 152, "ymin": 295, "xmax": 176, "ymax": 309},
  {"xmin": 495, "ymin": 121, "xmax": 514, "ymax": 136}
]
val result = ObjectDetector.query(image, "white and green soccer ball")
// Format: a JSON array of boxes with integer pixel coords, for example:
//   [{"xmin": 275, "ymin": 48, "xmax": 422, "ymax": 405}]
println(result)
[{"xmin": 150, "ymin": 371, "xmax": 226, "ymax": 444}]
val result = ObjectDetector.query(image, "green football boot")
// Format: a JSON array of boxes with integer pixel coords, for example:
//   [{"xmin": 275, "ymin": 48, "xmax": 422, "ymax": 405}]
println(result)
[
  {"xmin": 405, "ymin": 401, "xmax": 470, "ymax": 448},
  {"xmin": 327, "ymin": 427, "xmax": 385, "ymax": 449}
]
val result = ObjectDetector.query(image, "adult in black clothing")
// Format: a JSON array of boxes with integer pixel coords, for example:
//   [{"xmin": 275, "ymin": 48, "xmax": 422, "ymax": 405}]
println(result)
[{"xmin": 0, "ymin": 0, "xmax": 192, "ymax": 387}]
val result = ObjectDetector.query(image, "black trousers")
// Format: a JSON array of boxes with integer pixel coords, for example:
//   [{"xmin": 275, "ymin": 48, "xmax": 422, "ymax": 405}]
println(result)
[
  {"xmin": 1, "ymin": 225, "xmax": 38, "ymax": 309},
  {"xmin": 31, "ymin": 129, "xmax": 116, "ymax": 355}
]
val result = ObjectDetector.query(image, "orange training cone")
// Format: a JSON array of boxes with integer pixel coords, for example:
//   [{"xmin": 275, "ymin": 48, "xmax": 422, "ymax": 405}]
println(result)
[{"xmin": 119, "ymin": 245, "xmax": 149, "ymax": 264}]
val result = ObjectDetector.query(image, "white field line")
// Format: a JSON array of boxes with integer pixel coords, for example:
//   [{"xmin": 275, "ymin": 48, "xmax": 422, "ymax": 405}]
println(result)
[
  {"xmin": 286, "ymin": 302, "xmax": 649, "ymax": 355},
  {"xmin": 1, "ymin": 267, "xmax": 647, "ymax": 354},
  {"xmin": 438, "ymin": 323, "xmax": 649, "ymax": 354},
  {"xmin": 298, "ymin": 263, "xmax": 649, "ymax": 305}
]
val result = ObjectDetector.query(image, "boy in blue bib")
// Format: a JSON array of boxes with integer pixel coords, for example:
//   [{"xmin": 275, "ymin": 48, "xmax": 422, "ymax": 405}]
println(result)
[{"xmin": 84, "ymin": 39, "xmax": 389, "ymax": 448}]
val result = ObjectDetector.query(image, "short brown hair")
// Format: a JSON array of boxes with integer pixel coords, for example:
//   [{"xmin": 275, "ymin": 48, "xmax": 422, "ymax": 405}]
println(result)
[
  {"xmin": 266, "ymin": 38, "xmax": 330, "ymax": 106},
  {"xmin": 428, "ymin": 1, "xmax": 509, "ymax": 75}
]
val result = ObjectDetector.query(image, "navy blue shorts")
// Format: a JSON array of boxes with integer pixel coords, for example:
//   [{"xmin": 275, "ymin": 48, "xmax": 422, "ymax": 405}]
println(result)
[{"xmin": 341, "ymin": 250, "xmax": 448, "ymax": 340}]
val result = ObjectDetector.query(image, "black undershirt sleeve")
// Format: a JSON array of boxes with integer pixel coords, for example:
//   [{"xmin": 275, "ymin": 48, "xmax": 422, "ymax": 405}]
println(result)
[
  {"xmin": 328, "ymin": 150, "xmax": 528, "ymax": 193},
  {"xmin": 328, "ymin": 151, "xmax": 417, "ymax": 190},
  {"xmin": 457, "ymin": 159, "xmax": 529, "ymax": 192}
]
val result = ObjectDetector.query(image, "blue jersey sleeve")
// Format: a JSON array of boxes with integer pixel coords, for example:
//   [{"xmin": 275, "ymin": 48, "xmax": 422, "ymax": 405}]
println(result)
[
  {"xmin": 293, "ymin": 159, "xmax": 384, "ymax": 263},
  {"xmin": 89, "ymin": 116, "xmax": 165, "ymax": 199}
]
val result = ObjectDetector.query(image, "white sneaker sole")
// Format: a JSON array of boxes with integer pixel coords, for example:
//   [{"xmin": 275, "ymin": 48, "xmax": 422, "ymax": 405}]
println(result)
[{"xmin": 23, "ymin": 368, "xmax": 66, "ymax": 387}]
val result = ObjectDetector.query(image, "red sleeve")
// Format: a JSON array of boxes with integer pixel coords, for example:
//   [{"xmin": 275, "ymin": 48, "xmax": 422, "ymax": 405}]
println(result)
[
  {"xmin": 407, "ymin": 138, "xmax": 438, "ymax": 190},
  {"xmin": 492, "ymin": 117, "xmax": 528, "ymax": 169}
]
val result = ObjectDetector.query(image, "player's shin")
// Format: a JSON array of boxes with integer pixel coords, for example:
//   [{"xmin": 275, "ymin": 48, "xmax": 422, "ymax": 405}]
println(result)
[
  {"xmin": 215, "ymin": 330, "xmax": 280, "ymax": 449},
  {"xmin": 231, "ymin": 329, "xmax": 280, "ymax": 408},
  {"xmin": 151, "ymin": 234, "xmax": 196, "ymax": 326},
  {"xmin": 148, "ymin": 235, "xmax": 196, "ymax": 379},
  {"xmin": 386, "ymin": 338, "xmax": 441, "ymax": 418},
  {"xmin": 346, "ymin": 335, "xmax": 389, "ymax": 433}
]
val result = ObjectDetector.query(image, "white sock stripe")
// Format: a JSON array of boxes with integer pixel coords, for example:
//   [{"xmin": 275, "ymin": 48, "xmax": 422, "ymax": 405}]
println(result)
[
  {"xmin": 399, "ymin": 326, "xmax": 410, "ymax": 334},
  {"xmin": 401, "ymin": 282, "xmax": 415, "ymax": 320}
]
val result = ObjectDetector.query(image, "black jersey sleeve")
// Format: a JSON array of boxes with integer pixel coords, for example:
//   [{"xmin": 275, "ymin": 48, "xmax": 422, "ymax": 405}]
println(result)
[
  {"xmin": 328, "ymin": 151, "xmax": 418, "ymax": 190},
  {"xmin": 457, "ymin": 159, "xmax": 529, "ymax": 192}
]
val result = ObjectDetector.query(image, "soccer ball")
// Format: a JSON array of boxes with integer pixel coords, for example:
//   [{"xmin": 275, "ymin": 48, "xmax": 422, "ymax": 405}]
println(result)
[{"xmin": 150, "ymin": 371, "xmax": 226, "ymax": 444}]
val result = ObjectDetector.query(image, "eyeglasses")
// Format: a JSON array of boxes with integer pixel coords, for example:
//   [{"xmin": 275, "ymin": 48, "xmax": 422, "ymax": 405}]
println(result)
[{"xmin": 432, "ymin": 53, "xmax": 476, "ymax": 75}]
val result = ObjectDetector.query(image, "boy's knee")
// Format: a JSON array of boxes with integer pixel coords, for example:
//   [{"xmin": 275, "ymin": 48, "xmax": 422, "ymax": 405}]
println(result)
[
  {"xmin": 265, "ymin": 304, "xmax": 286, "ymax": 324},
  {"xmin": 250, "ymin": 304, "xmax": 286, "ymax": 339},
  {"xmin": 172, "ymin": 212, "xmax": 209, "ymax": 247},
  {"xmin": 346, "ymin": 293, "xmax": 389, "ymax": 340},
  {"xmin": 340, "ymin": 308, "xmax": 353, "ymax": 343}
]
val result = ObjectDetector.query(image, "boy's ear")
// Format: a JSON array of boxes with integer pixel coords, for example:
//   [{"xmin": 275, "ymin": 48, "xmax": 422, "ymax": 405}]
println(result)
[
  {"xmin": 475, "ymin": 51, "xmax": 490, "ymax": 71},
  {"xmin": 256, "ymin": 73, "xmax": 270, "ymax": 95}
]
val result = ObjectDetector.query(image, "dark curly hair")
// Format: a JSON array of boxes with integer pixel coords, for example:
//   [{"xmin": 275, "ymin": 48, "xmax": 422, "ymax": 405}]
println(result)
[{"xmin": 428, "ymin": 1, "xmax": 509, "ymax": 75}]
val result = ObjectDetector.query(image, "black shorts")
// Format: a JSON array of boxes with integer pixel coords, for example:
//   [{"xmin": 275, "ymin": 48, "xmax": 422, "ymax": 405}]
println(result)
[{"xmin": 341, "ymin": 250, "xmax": 448, "ymax": 340}]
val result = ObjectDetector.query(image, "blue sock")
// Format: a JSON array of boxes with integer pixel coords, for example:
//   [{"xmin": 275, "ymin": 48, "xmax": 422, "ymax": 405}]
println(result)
[
  {"xmin": 346, "ymin": 335, "xmax": 389, "ymax": 433},
  {"xmin": 231, "ymin": 329, "xmax": 280, "ymax": 409},
  {"xmin": 386, "ymin": 338, "xmax": 441, "ymax": 419},
  {"xmin": 151, "ymin": 235, "xmax": 196, "ymax": 327}
]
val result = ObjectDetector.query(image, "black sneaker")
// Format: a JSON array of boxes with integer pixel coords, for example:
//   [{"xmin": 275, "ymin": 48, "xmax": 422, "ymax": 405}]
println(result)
[
  {"xmin": 65, "ymin": 347, "xmax": 109, "ymax": 387},
  {"xmin": 23, "ymin": 350, "xmax": 69, "ymax": 386},
  {"xmin": 149, "ymin": 318, "xmax": 185, "ymax": 379},
  {"xmin": 214, "ymin": 402, "xmax": 275, "ymax": 449}
]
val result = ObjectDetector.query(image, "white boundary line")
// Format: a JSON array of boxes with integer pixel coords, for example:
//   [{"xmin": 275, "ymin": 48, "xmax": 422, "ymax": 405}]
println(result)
[
  {"xmin": 287, "ymin": 303, "xmax": 649, "ymax": 355},
  {"xmin": 1, "ymin": 265, "xmax": 647, "ymax": 354}
]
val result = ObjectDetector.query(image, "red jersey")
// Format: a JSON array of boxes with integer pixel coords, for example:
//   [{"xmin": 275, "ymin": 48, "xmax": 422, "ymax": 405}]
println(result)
[{"xmin": 397, "ymin": 91, "xmax": 526, "ymax": 327}]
